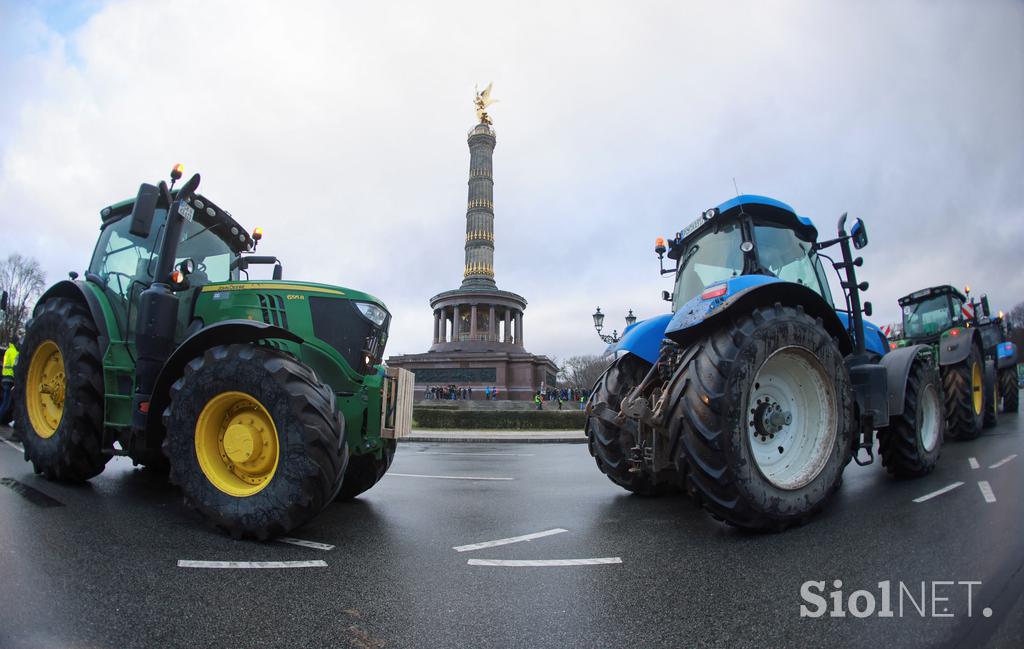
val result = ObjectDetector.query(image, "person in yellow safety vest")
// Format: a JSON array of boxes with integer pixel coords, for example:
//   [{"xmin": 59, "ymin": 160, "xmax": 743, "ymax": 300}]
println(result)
[
  {"xmin": 1, "ymin": 338, "xmax": 19, "ymax": 427},
  {"xmin": 534, "ymin": 391, "xmax": 543, "ymax": 410}
]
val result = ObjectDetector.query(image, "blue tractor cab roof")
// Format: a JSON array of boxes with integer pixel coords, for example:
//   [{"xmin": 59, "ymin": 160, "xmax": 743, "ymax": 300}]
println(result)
[{"xmin": 669, "ymin": 194, "xmax": 818, "ymax": 259}]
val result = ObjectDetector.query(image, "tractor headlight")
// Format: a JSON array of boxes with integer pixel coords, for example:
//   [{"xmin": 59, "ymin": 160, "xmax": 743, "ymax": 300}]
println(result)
[{"xmin": 355, "ymin": 302, "xmax": 388, "ymax": 326}]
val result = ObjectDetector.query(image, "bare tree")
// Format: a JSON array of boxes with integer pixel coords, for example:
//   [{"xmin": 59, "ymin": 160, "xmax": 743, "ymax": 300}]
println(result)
[
  {"xmin": 1007, "ymin": 301, "xmax": 1024, "ymax": 332},
  {"xmin": 0, "ymin": 254, "xmax": 47, "ymax": 346},
  {"xmin": 559, "ymin": 354, "xmax": 612, "ymax": 391}
]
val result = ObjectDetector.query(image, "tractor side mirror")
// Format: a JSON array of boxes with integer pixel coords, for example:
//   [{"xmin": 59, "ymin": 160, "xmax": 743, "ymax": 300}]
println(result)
[
  {"xmin": 851, "ymin": 218, "xmax": 868, "ymax": 249},
  {"xmin": 129, "ymin": 183, "xmax": 161, "ymax": 239},
  {"xmin": 980, "ymin": 295, "xmax": 991, "ymax": 317},
  {"xmin": 1, "ymin": 291, "xmax": 7, "ymax": 313},
  {"xmin": 864, "ymin": 301, "xmax": 873, "ymax": 317}
]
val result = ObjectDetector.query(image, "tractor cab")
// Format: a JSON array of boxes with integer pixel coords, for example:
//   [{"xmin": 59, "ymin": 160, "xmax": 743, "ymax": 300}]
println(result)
[
  {"xmin": 90, "ymin": 192, "xmax": 255, "ymax": 337},
  {"xmin": 897, "ymin": 285, "xmax": 967, "ymax": 343},
  {"xmin": 665, "ymin": 196, "xmax": 834, "ymax": 312}
]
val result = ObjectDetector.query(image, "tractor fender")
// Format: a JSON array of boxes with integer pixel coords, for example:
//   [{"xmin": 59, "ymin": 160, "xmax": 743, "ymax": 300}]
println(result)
[
  {"xmin": 607, "ymin": 314, "xmax": 673, "ymax": 365},
  {"xmin": 878, "ymin": 344, "xmax": 931, "ymax": 419},
  {"xmin": 663, "ymin": 276, "xmax": 853, "ymax": 355},
  {"xmin": 996, "ymin": 341, "xmax": 1018, "ymax": 370},
  {"xmin": 937, "ymin": 329, "xmax": 980, "ymax": 367},
  {"xmin": 36, "ymin": 280, "xmax": 112, "ymax": 353},
  {"xmin": 144, "ymin": 320, "xmax": 303, "ymax": 437}
]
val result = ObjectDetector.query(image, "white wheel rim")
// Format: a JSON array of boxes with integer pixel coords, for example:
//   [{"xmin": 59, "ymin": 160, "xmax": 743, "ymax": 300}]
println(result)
[
  {"xmin": 918, "ymin": 382, "xmax": 941, "ymax": 452},
  {"xmin": 746, "ymin": 346, "xmax": 837, "ymax": 490}
]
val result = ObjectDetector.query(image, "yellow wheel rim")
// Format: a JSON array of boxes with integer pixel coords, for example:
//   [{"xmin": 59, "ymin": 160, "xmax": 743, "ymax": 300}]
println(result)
[
  {"xmin": 971, "ymin": 362, "xmax": 983, "ymax": 415},
  {"xmin": 26, "ymin": 340, "xmax": 65, "ymax": 439},
  {"xmin": 195, "ymin": 391, "xmax": 279, "ymax": 497}
]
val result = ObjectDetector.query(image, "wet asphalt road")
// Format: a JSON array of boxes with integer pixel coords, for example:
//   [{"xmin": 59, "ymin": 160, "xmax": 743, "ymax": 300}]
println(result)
[{"xmin": 1, "ymin": 411, "xmax": 1022, "ymax": 649}]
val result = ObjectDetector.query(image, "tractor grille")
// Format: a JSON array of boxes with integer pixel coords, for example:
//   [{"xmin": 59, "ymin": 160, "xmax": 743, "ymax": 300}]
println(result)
[
  {"xmin": 308, "ymin": 296, "xmax": 390, "ymax": 375},
  {"xmin": 257, "ymin": 294, "xmax": 288, "ymax": 328}
]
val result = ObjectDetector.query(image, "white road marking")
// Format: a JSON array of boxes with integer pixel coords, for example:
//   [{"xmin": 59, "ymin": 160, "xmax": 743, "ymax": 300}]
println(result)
[
  {"xmin": 177, "ymin": 560, "xmax": 327, "ymax": 569},
  {"xmin": 989, "ymin": 454, "xmax": 1018, "ymax": 470},
  {"xmin": 969, "ymin": 457, "xmax": 980, "ymax": 470},
  {"xmin": 412, "ymin": 452, "xmax": 535, "ymax": 457},
  {"xmin": 276, "ymin": 537, "xmax": 335, "ymax": 551},
  {"xmin": 2, "ymin": 439, "xmax": 23, "ymax": 453},
  {"xmin": 454, "ymin": 528, "xmax": 568, "ymax": 553},
  {"xmin": 467, "ymin": 558, "xmax": 623, "ymax": 567},
  {"xmin": 389, "ymin": 473, "xmax": 514, "ymax": 481},
  {"xmin": 913, "ymin": 482, "xmax": 965, "ymax": 503},
  {"xmin": 978, "ymin": 481, "xmax": 996, "ymax": 503}
]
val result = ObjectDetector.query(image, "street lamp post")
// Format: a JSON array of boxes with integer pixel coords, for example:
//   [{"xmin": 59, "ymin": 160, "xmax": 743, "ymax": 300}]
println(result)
[{"xmin": 592, "ymin": 307, "xmax": 637, "ymax": 344}]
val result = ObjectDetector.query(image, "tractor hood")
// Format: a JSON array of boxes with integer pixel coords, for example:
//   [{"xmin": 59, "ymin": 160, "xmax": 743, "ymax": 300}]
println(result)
[{"xmin": 195, "ymin": 280, "xmax": 391, "ymax": 376}]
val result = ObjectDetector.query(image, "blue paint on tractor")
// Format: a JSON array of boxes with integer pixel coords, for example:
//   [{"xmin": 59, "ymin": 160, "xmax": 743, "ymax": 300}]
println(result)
[
  {"xmin": 665, "ymin": 275, "xmax": 784, "ymax": 336},
  {"xmin": 998, "ymin": 342, "xmax": 1017, "ymax": 360},
  {"xmin": 609, "ymin": 314, "xmax": 673, "ymax": 364},
  {"xmin": 712, "ymin": 194, "xmax": 818, "ymax": 241},
  {"xmin": 835, "ymin": 311, "xmax": 888, "ymax": 357}
]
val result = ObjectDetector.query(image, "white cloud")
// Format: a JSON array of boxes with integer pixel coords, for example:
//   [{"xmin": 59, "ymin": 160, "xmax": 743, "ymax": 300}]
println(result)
[{"xmin": 1, "ymin": 0, "xmax": 1021, "ymax": 361}]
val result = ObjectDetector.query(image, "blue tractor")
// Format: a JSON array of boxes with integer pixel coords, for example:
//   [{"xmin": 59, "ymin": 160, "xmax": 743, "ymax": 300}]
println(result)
[{"xmin": 586, "ymin": 196, "xmax": 945, "ymax": 531}]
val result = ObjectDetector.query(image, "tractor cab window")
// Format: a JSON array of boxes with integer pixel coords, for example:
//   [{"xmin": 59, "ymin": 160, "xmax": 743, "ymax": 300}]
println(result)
[
  {"xmin": 89, "ymin": 210, "xmax": 163, "ymax": 300},
  {"xmin": 753, "ymin": 223, "xmax": 833, "ymax": 304},
  {"xmin": 903, "ymin": 295, "xmax": 953, "ymax": 337},
  {"xmin": 171, "ymin": 221, "xmax": 238, "ymax": 287},
  {"xmin": 672, "ymin": 221, "xmax": 745, "ymax": 308}
]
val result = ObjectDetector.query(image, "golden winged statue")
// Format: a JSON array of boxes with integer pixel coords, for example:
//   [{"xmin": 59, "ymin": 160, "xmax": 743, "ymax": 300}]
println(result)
[{"xmin": 474, "ymin": 82, "xmax": 498, "ymax": 125}]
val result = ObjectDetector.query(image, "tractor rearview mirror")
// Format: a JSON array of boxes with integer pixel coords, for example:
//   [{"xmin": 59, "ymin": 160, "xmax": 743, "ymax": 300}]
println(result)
[
  {"xmin": 863, "ymin": 301, "xmax": 873, "ymax": 317},
  {"xmin": 851, "ymin": 218, "xmax": 868, "ymax": 249},
  {"xmin": 129, "ymin": 183, "xmax": 160, "ymax": 239}
]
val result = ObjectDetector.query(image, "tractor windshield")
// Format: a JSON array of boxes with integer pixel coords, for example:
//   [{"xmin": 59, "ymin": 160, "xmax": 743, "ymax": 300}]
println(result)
[
  {"xmin": 903, "ymin": 295, "xmax": 953, "ymax": 338},
  {"xmin": 172, "ymin": 221, "xmax": 238, "ymax": 287},
  {"xmin": 672, "ymin": 221, "xmax": 746, "ymax": 308},
  {"xmin": 753, "ymin": 223, "xmax": 834, "ymax": 305}
]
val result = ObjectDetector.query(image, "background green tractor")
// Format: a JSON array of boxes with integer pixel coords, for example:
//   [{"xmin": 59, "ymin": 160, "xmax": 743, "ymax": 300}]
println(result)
[
  {"xmin": 14, "ymin": 166, "xmax": 413, "ymax": 538},
  {"xmin": 895, "ymin": 285, "xmax": 1017, "ymax": 440}
]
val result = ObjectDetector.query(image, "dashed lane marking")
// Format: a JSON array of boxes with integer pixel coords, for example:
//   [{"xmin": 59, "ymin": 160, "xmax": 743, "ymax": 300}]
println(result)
[
  {"xmin": 969, "ymin": 457, "xmax": 980, "ymax": 470},
  {"xmin": 989, "ymin": 454, "xmax": 1018, "ymax": 470},
  {"xmin": 913, "ymin": 482, "xmax": 965, "ymax": 503},
  {"xmin": 978, "ymin": 481, "xmax": 996, "ymax": 503},
  {"xmin": 177, "ymin": 560, "xmax": 327, "ymax": 569},
  {"xmin": 389, "ymin": 473, "xmax": 514, "ymax": 481},
  {"xmin": 2, "ymin": 439, "xmax": 23, "ymax": 453},
  {"xmin": 276, "ymin": 537, "xmax": 335, "ymax": 551},
  {"xmin": 467, "ymin": 558, "xmax": 623, "ymax": 567},
  {"xmin": 454, "ymin": 528, "xmax": 568, "ymax": 553}
]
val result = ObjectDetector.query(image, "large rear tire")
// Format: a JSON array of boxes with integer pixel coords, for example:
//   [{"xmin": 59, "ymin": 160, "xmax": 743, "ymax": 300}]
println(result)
[
  {"xmin": 877, "ymin": 356, "xmax": 943, "ymax": 477},
  {"xmin": 672, "ymin": 304, "xmax": 854, "ymax": 531},
  {"xmin": 336, "ymin": 439, "xmax": 396, "ymax": 500},
  {"xmin": 586, "ymin": 354, "xmax": 669, "ymax": 495},
  {"xmin": 941, "ymin": 344, "xmax": 984, "ymax": 440},
  {"xmin": 1000, "ymin": 368, "xmax": 1019, "ymax": 413},
  {"xmin": 15, "ymin": 297, "xmax": 109, "ymax": 482},
  {"xmin": 163, "ymin": 344, "xmax": 347, "ymax": 539}
]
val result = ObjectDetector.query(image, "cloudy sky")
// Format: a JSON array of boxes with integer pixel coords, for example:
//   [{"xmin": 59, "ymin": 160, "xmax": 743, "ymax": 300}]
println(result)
[{"xmin": 1, "ymin": 0, "xmax": 1021, "ymax": 362}]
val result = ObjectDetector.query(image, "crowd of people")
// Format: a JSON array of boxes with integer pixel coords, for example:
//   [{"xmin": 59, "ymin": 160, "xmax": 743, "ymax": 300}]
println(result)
[
  {"xmin": 422, "ymin": 384, "xmax": 591, "ymax": 408},
  {"xmin": 424, "ymin": 385, "xmax": 502, "ymax": 400},
  {"xmin": 534, "ymin": 387, "xmax": 589, "ymax": 410}
]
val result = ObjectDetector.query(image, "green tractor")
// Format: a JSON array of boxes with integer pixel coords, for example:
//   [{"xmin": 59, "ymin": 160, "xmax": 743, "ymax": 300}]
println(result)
[
  {"xmin": 14, "ymin": 166, "xmax": 413, "ymax": 538},
  {"xmin": 894, "ymin": 285, "xmax": 1017, "ymax": 440}
]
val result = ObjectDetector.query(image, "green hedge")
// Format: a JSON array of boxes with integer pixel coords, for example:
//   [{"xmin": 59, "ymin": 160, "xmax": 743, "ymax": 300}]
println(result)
[{"xmin": 413, "ymin": 407, "xmax": 587, "ymax": 430}]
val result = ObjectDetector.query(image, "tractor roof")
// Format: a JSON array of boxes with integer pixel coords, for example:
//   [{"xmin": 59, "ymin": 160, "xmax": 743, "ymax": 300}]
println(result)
[
  {"xmin": 99, "ymin": 190, "xmax": 254, "ymax": 253},
  {"xmin": 898, "ymin": 284, "xmax": 965, "ymax": 306},
  {"xmin": 670, "ymin": 195, "xmax": 818, "ymax": 259}
]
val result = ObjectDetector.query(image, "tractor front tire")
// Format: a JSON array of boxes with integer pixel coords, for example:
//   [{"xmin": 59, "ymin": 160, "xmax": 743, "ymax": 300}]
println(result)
[
  {"xmin": 1000, "ymin": 368, "xmax": 1019, "ymax": 413},
  {"xmin": 941, "ymin": 345, "xmax": 985, "ymax": 441},
  {"xmin": 586, "ymin": 354, "xmax": 670, "ymax": 495},
  {"xmin": 163, "ymin": 344, "xmax": 347, "ymax": 539},
  {"xmin": 15, "ymin": 297, "xmax": 109, "ymax": 482},
  {"xmin": 673, "ymin": 304, "xmax": 854, "ymax": 531},
  {"xmin": 877, "ymin": 356, "xmax": 943, "ymax": 478},
  {"xmin": 336, "ymin": 439, "xmax": 396, "ymax": 501}
]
